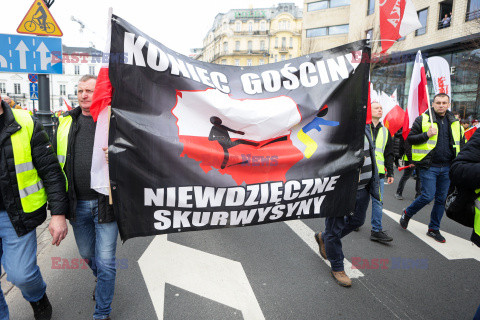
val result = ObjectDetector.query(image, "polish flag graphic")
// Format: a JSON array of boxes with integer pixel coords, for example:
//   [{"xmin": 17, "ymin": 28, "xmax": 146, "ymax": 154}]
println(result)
[{"xmin": 171, "ymin": 89, "xmax": 304, "ymax": 185}]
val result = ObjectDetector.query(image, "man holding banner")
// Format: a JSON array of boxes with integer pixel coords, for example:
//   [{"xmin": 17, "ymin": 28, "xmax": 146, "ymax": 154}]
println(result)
[
  {"xmin": 400, "ymin": 93, "xmax": 465, "ymax": 243},
  {"xmin": 55, "ymin": 75, "xmax": 118, "ymax": 320}
]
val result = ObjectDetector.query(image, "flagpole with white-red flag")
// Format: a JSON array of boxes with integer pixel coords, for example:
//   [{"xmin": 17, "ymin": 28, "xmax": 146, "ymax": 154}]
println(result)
[
  {"xmin": 426, "ymin": 56, "xmax": 451, "ymax": 101},
  {"xmin": 90, "ymin": 8, "xmax": 114, "ymax": 201},
  {"xmin": 403, "ymin": 50, "xmax": 432, "ymax": 140}
]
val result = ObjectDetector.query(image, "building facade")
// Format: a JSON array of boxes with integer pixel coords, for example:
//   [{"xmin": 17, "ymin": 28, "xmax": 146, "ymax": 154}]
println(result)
[
  {"xmin": 302, "ymin": 0, "xmax": 480, "ymax": 117},
  {"xmin": 197, "ymin": 3, "xmax": 303, "ymax": 66},
  {"xmin": 0, "ymin": 45, "xmax": 101, "ymax": 112}
]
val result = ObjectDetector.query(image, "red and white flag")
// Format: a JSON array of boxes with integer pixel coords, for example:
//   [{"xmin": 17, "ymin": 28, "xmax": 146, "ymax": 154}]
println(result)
[
  {"xmin": 403, "ymin": 51, "xmax": 429, "ymax": 140},
  {"xmin": 426, "ymin": 56, "xmax": 451, "ymax": 99},
  {"xmin": 90, "ymin": 9, "xmax": 114, "ymax": 196},
  {"xmin": 380, "ymin": 91, "xmax": 405, "ymax": 136},
  {"xmin": 61, "ymin": 97, "xmax": 72, "ymax": 112},
  {"xmin": 391, "ymin": 89, "xmax": 398, "ymax": 103},
  {"xmin": 379, "ymin": 0, "xmax": 422, "ymax": 52},
  {"xmin": 465, "ymin": 124, "xmax": 479, "ymax": 141}
]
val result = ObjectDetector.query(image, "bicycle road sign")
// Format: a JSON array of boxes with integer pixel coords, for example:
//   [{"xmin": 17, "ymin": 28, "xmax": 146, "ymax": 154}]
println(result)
[{"xmin": 17, "ymin": 0, "xmax": 62, "ymax": 36}]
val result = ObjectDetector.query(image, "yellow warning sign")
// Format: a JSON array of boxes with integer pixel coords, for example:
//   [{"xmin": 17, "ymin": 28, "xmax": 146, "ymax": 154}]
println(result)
[{"xmin": 16, "ymin": 0, "xmax": 62, "ymax": 36}]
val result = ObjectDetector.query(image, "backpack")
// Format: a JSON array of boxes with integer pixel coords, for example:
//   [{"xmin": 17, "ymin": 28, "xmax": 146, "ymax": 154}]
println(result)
[{"xmin": 445, "ymin": 185, "xmax": 479, "ymax": 228}]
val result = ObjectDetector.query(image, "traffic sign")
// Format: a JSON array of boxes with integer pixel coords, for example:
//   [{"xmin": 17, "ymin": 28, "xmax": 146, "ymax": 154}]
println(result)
[
  {"xmin": 16, "ymin": 0, "xmax": 63, "ymax": 37},
  {"xmin": 0, "ymin": 33, "xmax": 62, "ymax": 74},
  {"xmin": 28, "ymin": 73, "xmax": 38, "ymax": 83},
  {"xmin": 30, "ymin": 82, "xmax": 38, "ymax": 100}
]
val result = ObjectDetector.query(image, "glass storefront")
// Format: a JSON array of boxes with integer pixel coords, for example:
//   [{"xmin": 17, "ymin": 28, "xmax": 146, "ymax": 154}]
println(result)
[{"xmin": 371, "ymin": 47, "xmax": 480, "ymax": 120}]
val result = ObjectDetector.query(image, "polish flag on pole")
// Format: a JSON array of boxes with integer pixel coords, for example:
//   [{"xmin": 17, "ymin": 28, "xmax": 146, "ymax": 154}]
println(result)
[
  {"xmin": 379, "ymin": 0, "xmax": 422, "ymax": 53},
  {"xmin": 426, "ymin": 56, "xmax": 451, "ymax": 100},
  {"xmin": 380, "ymin": 91, "xmax": 405, "ymax": 136},
  {"xmin": 465, "ymin": 124, "xmax": 479, "ymax": 141},
  {"xmin": 90, "ymin": 8, "xmax": 114, "ymax": 196},
  {"xmin": 367, "ymin": 81, "xmax": 377, "ymax": 124},
  {"xmin": 391, "ymin": 89, "xmax": 398, "ymax": 103},
  {"xmin": 403, "ymin": 51, "xmax": 430, "ymax": 140},
  {"xmin": 62, "ymin": 97, "xmax": 72, "ymax": 111}
]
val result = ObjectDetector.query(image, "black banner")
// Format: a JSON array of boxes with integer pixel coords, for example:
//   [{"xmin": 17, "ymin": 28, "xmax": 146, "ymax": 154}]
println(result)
[{"xmin": 107, "ymin": 15, "xmax": 370, "ymax": 240}]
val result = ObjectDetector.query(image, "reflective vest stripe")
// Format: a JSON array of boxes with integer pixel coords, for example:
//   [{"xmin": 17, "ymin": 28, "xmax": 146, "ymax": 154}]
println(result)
[
  {"xmin": 19, "ymin": 180, "xmax": 44, "ymax": 199},
  {"xmin": 57, "ymin": 115, "xmax": 73, "ymax": 191},
  {"xmin": 411, "ymin": 149, "xmax": 430, "ymax": 154},
  {"xmin": 57, "ymin": 155, "xmax": 66, "ymax": 164},
  {"xmin": 475, "ymin": 199, "xmax": 480, "ymax": 211},
  {"xmin": 15, "ymin": 162, "xmax": 35, "ymax": 174},
  {"xmin": 10, "ymin": 109, "xmax": 47, "ymax": 213}
]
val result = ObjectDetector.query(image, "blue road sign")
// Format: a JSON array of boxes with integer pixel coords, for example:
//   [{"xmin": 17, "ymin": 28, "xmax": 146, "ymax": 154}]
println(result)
[
  {"xmin": 30, "ymin": 82, "xmax": 38, "ymax": 100},
  {"xmin": 28, "ymin": 73, "xmax": 38, "ymax": 83},
  {"xmin": 0, "ymin": 33, "xmax": 62, "ymax": 74}
]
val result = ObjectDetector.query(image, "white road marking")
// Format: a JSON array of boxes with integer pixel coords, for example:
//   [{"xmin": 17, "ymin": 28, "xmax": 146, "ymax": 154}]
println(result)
[
  {"xmin": 383, "ymin": 209, "xmax": 480, "ymax": 262},
  {"xmin": 284, "ymin": 220, "xmax": 364, "ymax": 278},
  {"xmin": 138, "ymin": 235, "xmax": 265, "ymax": 320}
]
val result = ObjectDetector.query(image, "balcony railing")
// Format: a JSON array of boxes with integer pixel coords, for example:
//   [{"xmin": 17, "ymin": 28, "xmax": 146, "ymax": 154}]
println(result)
[
  {"xmin": 466, "ymin": 9, "xmax": 480, "ymax": 21},
  {"xmin": 438, "ymin": 16, "xmax": 452, "ymax": 29}
]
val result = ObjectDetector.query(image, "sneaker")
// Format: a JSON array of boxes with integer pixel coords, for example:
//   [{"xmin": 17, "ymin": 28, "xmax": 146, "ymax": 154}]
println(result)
[
  {"xmin": 30, "ymin": 293, "xmax": 52, "ymax": 320},
  {"xmin": 427, "ymin": 229, "xmax": 446, "ymax": 243},
  {"xmin": 370, "ymin": 230, "xmax": 393, "ymax": 242},
  {"xmin": 314, "ymin": 232, "xmax": 327, "ymax": 259},
  {"xmin": 399, "ymin": 210, "xmax": 410, "ymax": 229},
  {"xmin": 331, "ymin": 271, "xmax": 352, "ymax": 287},
  {"xmin": 394, "ymin": 193, "xmax": 404, "ymax": 200}
]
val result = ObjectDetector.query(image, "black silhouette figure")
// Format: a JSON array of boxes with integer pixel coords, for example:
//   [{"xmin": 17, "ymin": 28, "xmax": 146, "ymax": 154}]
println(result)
[
  {"xmin": 34, "ymin": 2, "xmax": 47, "ymax": 30},
  {"xmin": 208, "ymin": 116, "xmax": 259, "ymax": 169}
]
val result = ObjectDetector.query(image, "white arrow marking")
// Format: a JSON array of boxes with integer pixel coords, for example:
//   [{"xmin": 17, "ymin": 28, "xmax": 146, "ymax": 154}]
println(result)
[
  {"xmin": 383, "ymin": 209, "xmax": 480, "ymax": 261},
  {"xmin": 15, "ymin": 41, "xmax": 29, "ymax": 69},
  {"xmin": 0, "ymin": 56, "xmax": 7, "ymax": 68},
  {"xmin": 36, "ymin": 42, "xmax": 51, "ymax": 70},
  {"xmin": 284, "ymin": 220, "xmax": 364, "ymax": 278},
  {"xmin": 138, "ymin": 235, "xmax": 265, "ymax": 320}
]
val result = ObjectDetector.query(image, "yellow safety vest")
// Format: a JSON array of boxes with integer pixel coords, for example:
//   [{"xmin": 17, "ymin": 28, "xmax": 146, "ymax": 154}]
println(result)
[
  {"xmin": 474, "ymin": 189, "xmax": 480, "ymax": 240},
  {"xmin": 10, "ymin": 109, "xmax": 47, "ymax": 213},
  {"xmin": 372, "ymin": 125, "xmax": 388, "ymax": 174},
  {"xmin": 411, "ymin": 113, "xmax": 463, "ymax": 162},
  {"xmin": 56, "ymin": 114, "xmax": 73, "ymax": 190}
]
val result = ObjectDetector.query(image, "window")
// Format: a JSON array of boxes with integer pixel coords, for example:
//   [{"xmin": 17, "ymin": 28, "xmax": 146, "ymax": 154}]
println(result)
[
  {"xmin": 235, "ymin": 59, "xmax": 240, "ymax": 66},
  {"xmin": 89, "ymin": 65, "xmax": 95, "ymax": 75},
  {"xmin": 260, "ymin": 40, "xmax": 265, "ymax": 50},
  {"xmin": 279, "ymin": 20, "xmax": 289, "ymax": 30},
  {"xmin": 282, "ymin": 37, "xmax": 286, "ymax": 49},
  {"xmin": 248, "ymin": 22, "xmax": 253, "ymax": 32},
  {"xmin": 223, "ymin": 42, "xmax": 228, "ymax": 53},
  {"xmin": 14, "ymin": 83, "xmax": 21, "ymax": 94},
  {"xmin": 281, "ymin": 55, "xmax": 286, "ymax": 61},
  {"xmin": 248, "ymin": 41, "xmax": 253, "ymax": 52},
  {"xmin": 275, "ymin": 37, "xmax": 278, "ymax": 47},
  {"xmin": 74, "ymin": 85, "xmax": 78, "ymax": 95},
  {"xmin": 366, "ymin": 29, "xmax": 373, "ymax": 40},
  {"xmin": 74, "ymin": 65, "xmax": 80, "ymax": 75},
  {"xmin": 466, "ymin": 0, "xmax": 480, "ymax": 21},
  {"xmin": 290, "ymin": 37, "xmax": 293, "ymax": 48},
  {"xmin": 306, "ymin": 24, "xmax": 349, "ymax": 38},
  {"xmin": 367, "ymin": 0, "xmax": 375, "ymax": 15},
  {"xmin": 259, "ymin": 59, "xmax": 265, "ymax": 65},
  {"xmin": 235, "ymin": 41, "xmax": 240, "ymax": 51},
  {"xmin": 247, "ymin": 59, "xmax": 252, "ymax": 66},
  {"xmin": 307, "ymin": 0, "xmax": 350, "ymax": 11},
  {"xmin": 274, "ymin": 55, "xmax": 278, "ymax": 62},
  {"xmin": 416, "ymin": 8, "xmax": 428, "ymax": 36},
  {"xmin": 236, "ymin": 21, "xmax": 242, "ymax": 32},
  {"xmin": 59, "ymin": 84, "xmax": 66, "ymax": 96},
  {"xmin": 260, "ymin": 21, "xmax": 266, "ymax": 31},
  {"xmin": 0, "ymin": 83, "xmax": 5, "ymax": 94}
]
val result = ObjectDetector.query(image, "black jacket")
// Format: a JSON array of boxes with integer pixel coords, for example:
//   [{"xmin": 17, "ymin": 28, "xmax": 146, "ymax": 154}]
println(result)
[
  {"xmin": 450, "ymin": 129, "xmax": 480, "ymax": 247},
  {"xmin": 0, "ymin": 101, "xmax": 68, "ymax": 236},
  {"xmin": 54, "ymin": 107, "xmax": 115, "ymax": 223},
  {"xmin": 407, "ymin": 109, "xmax": 465, "ymax": 169}
]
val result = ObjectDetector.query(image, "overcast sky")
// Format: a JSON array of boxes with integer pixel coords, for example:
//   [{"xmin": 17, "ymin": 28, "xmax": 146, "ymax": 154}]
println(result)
[{"xmin": 5, "ymin": 0, "xmax": 304, "ymax": 55}]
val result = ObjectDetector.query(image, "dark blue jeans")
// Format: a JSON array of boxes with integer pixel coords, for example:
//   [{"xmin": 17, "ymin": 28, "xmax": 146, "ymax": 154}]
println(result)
[
  {"xmin": 70, "ymin": 200, "xmax": 118, "ymax": 320},
  {"xmin": 323, "ymin": 188, "xmax": 370, "ymax": 271},
  {"xmin": 405, "ymin": 166, "xmax": 450, "ymax": 230}
]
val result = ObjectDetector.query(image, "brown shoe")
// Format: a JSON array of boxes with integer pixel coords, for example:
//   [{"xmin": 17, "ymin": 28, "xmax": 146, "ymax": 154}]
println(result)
[
  {"xmin": 331, "ymin": 271, "xmax": 352, "ymax": 287},
  {"xmin": 314, "ymin": 232, "xmax": 327, "ymax": 259}
]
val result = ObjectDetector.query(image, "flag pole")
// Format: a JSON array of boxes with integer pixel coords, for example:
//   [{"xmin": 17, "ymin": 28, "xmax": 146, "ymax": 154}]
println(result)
[{"xmin": 425, "ymin": 84, "xmax": 434, "ymax": 126}]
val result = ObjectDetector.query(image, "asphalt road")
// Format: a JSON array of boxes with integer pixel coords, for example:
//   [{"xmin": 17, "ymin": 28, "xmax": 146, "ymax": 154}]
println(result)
[{"xmin": 4, "ymin": 176, "xmax": 480, "ymax": 320}]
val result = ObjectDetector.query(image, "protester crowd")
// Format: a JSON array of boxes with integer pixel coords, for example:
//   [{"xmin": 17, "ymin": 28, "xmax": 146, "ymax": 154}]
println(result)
[{"xmin": 0, "ymin": 73, "xmax": 479, "ymax": 320}]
